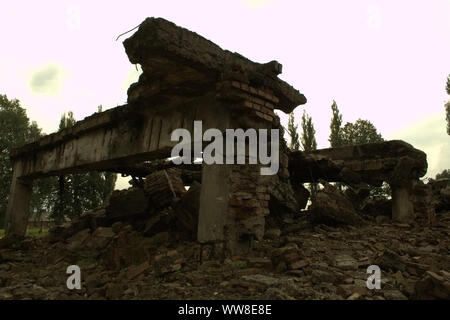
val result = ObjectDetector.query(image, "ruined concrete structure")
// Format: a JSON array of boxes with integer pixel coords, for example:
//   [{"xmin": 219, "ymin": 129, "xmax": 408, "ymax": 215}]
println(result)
[
  {"xmin": 4, "ymin": 18, "xmax": 430, "ymax": 254},
  {"xmin": 4, "ymin": 18, "xmax": 305, "ymax": 255},
  {"xmin": 289, "ymin": 140, "xmax": 428, "ymax": 222}
]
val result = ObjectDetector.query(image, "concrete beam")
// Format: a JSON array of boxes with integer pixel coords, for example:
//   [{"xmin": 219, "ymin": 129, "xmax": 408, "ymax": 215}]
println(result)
[{"xmin": 5, "ymin": 97, "xmax": 233, "ymax": 238}]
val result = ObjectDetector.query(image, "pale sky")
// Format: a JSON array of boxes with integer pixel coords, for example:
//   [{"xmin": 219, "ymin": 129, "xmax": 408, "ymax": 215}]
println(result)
[{"xmin": 1, "ymin": 0, "xmax": 449, "ymax": 190}]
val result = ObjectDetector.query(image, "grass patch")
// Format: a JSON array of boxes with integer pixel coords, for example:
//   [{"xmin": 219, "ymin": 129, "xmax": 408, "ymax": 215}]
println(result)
[
  {"xmin": 234, "ymin": 260, "xmax": 247, "ymax": 269},
  {"xmin": 0, "ymin": 228, "xmax": 48, "ymax": 239},
  {"xmin": 27, "ymin": 228, "xmax": 49, "ymax": 237}
]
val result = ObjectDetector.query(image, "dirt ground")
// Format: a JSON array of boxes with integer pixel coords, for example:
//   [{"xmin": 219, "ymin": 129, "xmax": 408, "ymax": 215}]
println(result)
[{"xmin": 0, "ymin": 210, "xmax": 449, "ymax": 300}]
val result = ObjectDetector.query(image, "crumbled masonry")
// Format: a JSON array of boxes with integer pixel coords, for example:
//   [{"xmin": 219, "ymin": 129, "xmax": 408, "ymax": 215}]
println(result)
[{"xmin": 1, "ymin": 17, "xmax": 449, "ymax": 300}]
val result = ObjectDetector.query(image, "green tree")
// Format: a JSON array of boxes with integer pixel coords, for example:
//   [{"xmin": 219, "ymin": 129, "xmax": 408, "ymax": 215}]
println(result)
[
  {"xmin": 300, "ymin": 110, "xmax": 317, "ymax": 152},
  {"xmin": 446, "ymin": 75, "xmax": 450, "ymax": 135},
  {"xmin": 0, "ymin": 95, "xmax": 57, "ymax": 227},
  {"xmin": 287, "ymin": 112, "xmax": 300, "ymax": 150},
  {"xmin": 339, "ymin": 118, "xmax": 385, "ymax": 197},
  {"xmin": 329, "ymin": 100, "xmax": 344, "ymax": 147},
  {"xmin": 52, "ymin": 111, "xmax": 117, "ymax": 222},
  {"xmin": 446, "ymin": 102, "xmax": 450, "ymax": 135},
  {"xmin": 341, "ymin": 119, "xmax": 383, "ymax": 146},
  {"xmin": 300, "ymin": 110, "xmax": 318, "ymax": 196},
  {"xmin": 446, "ymin": 74, "xmax": 450, "ymax": 95}
]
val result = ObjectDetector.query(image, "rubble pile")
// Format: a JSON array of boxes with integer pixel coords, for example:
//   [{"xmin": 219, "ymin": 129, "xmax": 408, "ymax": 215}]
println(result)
[
  {"xmin": 429, "ymin": 179, "xmax": 450, "ymax": 213},
  {"xmin": 1, "ymin": 17, "xmax": 448, "ymax": 301},
  {"xmin": 0, "ymin": 170, "xmax": 449, "ymax": 300},
  {"xmin": 0, "ymin": 211, "xmax": 448, "ymax": 300}
]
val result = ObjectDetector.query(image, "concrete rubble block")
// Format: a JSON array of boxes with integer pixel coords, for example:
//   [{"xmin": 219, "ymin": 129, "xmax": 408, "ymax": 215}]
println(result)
[
  {"xmin": 332, "ymin": 254, "xmax": 359, "ymax": 271},
  {"xmin": 289, "ymin": 259, "xmax": 311, "ymax": 270},
  {"xmin": 82, "ymin": 209, "xmax": 110, "ymax": 231},
  {"xmin": 105, "ymin": 188, "xmax": 149, "ymax": 220},
  {"xmin": 246, "ymin": 257, "xmax": 273, "ymax": 270},
  {"xmin": 241, "ymin": 274, "xmax": 281, "ymax": 288},
  {"xmin": 376, "ymin": 249, "xmax": 407, "ymax": 272},
  {"xmin": 66, "ymin": 229, "xmax": 91, "ymax": 252},
  {"xmin": 152, "ymin": 250, "xmax": 185, "ymax": 276},
  {"xmin": 270, "ymin": 243, "xmax": 303, "ymax": 269},
  {"xmin": 267, "ymin": 174, "xmax": 300, "ymax": 215},
  {"xmin": 126, "ymin": 260, "xmax": 151, "ymax": 280},
  {"xmin": 264, "ymin": 228, "xmax": 281, "ymax": 240},
  {"xmin": 383, "ymin": 290, "xmax": 408, "ymax": 300},
  {"xmin": 103, "ymin": 228, "xmax": 151, "ymax": 270},
  {"xmin": 362, "ymin": 197, "xmax": 392, "ymax": 217},
  {"xmin": 310, "ymin": 268, "xmax": 344, "ymax": 285},
  {"xmin": 427, "ymin": 178, "xmax": 450, "ymax": 212},
  {"xmin": 440, "ymin": 187, "xmax": 450, "ymax": 211},
  {"xmin": 412, "ymin": 180, "xmax": 436, "ymax": 224},
  {"xmin": 142, "ymin": 209, "xmax": 173, "ymax": 237},
  {"xmin": 337, "ymin": 284, "xmax": 369, "ymax": 298},
  {"xmin": 173, "ymin": 181, "xmax": 201, "ymax": 238},
  {"xmin": 413, "ymin": 270, "xmax": 450, "ymax": 299},
  {"xmin": 310, "ymin": 182, "xmax": 364, "ymax": 226},
  {"xmin": 85, "ymin": 227, "xmax": 116, "ymax": 250},
  {"xmin": 144, "ymin": 168, "xmax": 186, "ymax": 209}
]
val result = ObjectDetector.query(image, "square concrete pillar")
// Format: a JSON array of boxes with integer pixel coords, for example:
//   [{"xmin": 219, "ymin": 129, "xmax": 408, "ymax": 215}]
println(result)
[
  {"xmin": 197, "ymin": 162, "xmax": 270, "ymax": 256},
  {"xmin": 197, "ymin": 163, "xmax": 233, "ymax": 244},
  {"xmin": 4, "ymin": 161, "xmax": 33, "ymax": 238},
  {"xmin": 391, "ymin": 181, "xmax": 415, "ymax": 223}
]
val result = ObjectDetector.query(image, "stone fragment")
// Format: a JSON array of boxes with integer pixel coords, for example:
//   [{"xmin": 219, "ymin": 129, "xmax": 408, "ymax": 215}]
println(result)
[
  {"xmin": 347, "ymin": 293, "xmax": 361, "ymax": 300},
  {"xmin": 289, "ymin": 259, "xmax": 310, "ymax": 270},
  {"xmin": 105, "ymin": 283, "xmax": 127, "ymax": 300},
  {"xmin": 376, "ymin": 250, "xmax": 407, "ymax": 272},
  {"xmin": 310, "ymin": 182, "xmax": 364, "ymax": 226},
  {"xmin": 173, "ymin": 181, "xmax": 201, "ymax": 238},
  {"xmin": 241, "ymin": 274, "xmax": 280, "ymax": 287},
  {"xmin": 152, "ymin": 250, "xmax": 185, "ymax": 276},
  {"xmin": 144, "ymin": 168, "xmax": 186, "ymax": 209},
  {"xmin": 246, "ymin": 257, "xmax": 273, "ymax": 269},
  {"xmin": 66, "ymin": 229, "xmax": 91, "ymax": 252},
  {"xmin": 333, "ymin": 254, "xmax": 359, "ymax": 270},
  {"xmin": 337, "ymin": 284, "xmax": 368, "ymax": 298},
  {"xmin": 264, "ymin": 228, "xmax": 281, "ymax": 240},
  {"xmin": 105, "ymin": 188, "xmax": 149, "ymax": 219},
  {"xmin": 85, "ymin": 227, "xmax": 115, "ymax": 250},
  {"xmin": 383, "ymin": 290, "xmax": 408, "ymax": 300},
  {"xmin": 363, "ymin": 197, "xmax": 392, "ymax": 217},
  {"xmin": 413, "ymin": 270, "xmax": 450, "ymax": 299},
  {"xmin": 127, "ymin": 261, "xmax": 150, "ymax": 280}
]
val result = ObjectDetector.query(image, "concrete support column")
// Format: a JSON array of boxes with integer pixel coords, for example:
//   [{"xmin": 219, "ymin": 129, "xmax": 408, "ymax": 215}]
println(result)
[
  {"xmin": 390, "ymin": 180, "xmax": 415, "ymax": 223},
  {"xmin": 4, "ymin": 161, "xmax": 33, "ymax": 238},
  {"xmin": 197, "ymin": 162, "xmax": 270, "ymax": 257},
  {"xmin": 198, "ymin": 163, "xmax": 232, "ymax": 243}
]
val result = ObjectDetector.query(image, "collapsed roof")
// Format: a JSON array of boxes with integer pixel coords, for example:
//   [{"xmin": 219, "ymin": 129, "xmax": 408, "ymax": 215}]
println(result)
[{"xmin": 123, "ymin": 17, "xmax": 306, "ymax": 113}]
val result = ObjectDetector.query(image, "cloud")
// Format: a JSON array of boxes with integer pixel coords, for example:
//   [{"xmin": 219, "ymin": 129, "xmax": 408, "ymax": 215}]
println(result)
[
  {"xmin": 243, "ymin": 0, "xmax": 274, "ymax": 9},
  {"xmin": 389, "ymin": 113, "xmax": 450, "ymax": 178},
  {"xmin": 28, "ymin": 64, "xmax": 65, "ymax": 95}
]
